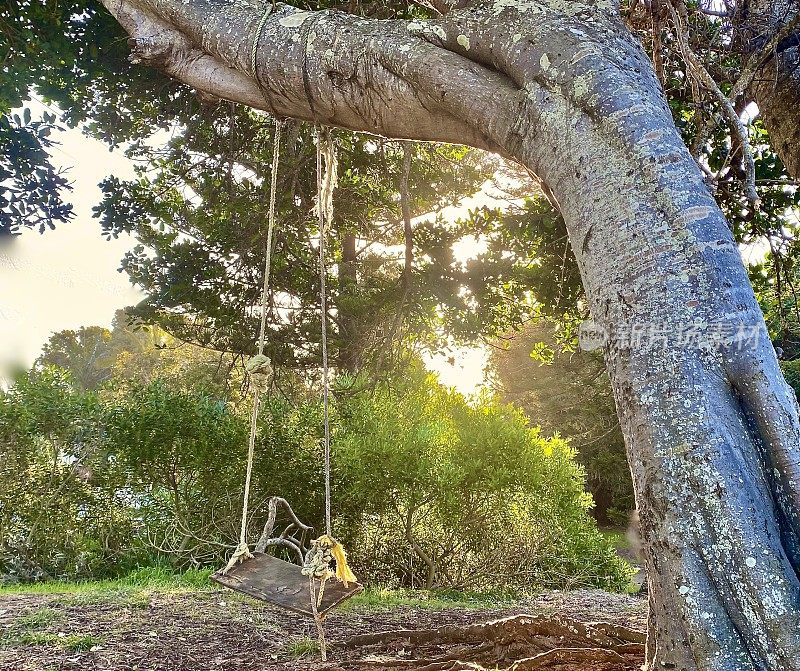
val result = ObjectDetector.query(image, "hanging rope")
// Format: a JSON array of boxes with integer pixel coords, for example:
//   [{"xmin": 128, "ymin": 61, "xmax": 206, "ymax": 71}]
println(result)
[
  {"xmin": 309, "ymin": 130, "xmax": 357, "ymax": 592},
  {"xmin": 250, "ymin": 3, "xmax": 279, "ymax": 115},
  {"xmin": 315, "ymin": 125, "xmax": 337, "ymax": 537},
  {"xmin": 297, "ymin": 126, "xmax": 345, "ymax": 663},
  {"xmin": 222, "ymin": 125, "xmax": 356, "ymax": 666},
  {"xmin": 222, "ymin": 117, "xmax": 283, "ymax": 575},
  {"xmin": 309, "ymin": 575, "xmax": 328, "ymax": 661}
]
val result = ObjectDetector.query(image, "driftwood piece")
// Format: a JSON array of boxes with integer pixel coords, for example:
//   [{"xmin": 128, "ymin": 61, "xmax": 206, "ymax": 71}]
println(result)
[{"xmin": 254, "ymin": 496, "xmax": 313, "ymax": 561}]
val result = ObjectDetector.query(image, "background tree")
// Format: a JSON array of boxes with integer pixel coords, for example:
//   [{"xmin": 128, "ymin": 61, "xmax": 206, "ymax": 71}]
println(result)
[
  {"xmin": 0, "ymin": 0, "xmax": 80, "ymax": 234},
  {"xmin": 96, "ymin": 111, "xmax": 496, "ymax": 369},
  {"xmin": 94, "ymin": 105, "xmax": 555, "ymax": 377},
  {"xmin": 36, "ymin": 310, "xmax": 235, "ymax": 393},
  {"xmin": 490, "ymin": 321, "xmax": 633, "ymax": 525},
  {"xmin": 36, "ymin": 326, "xmax": 116, "ymax": 390}
]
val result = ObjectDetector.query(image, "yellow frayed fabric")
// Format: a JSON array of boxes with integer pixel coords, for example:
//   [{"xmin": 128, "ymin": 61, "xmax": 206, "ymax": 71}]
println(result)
[{"xmin": 317, "ymin": 534, "xmax": 357, "ymax": 587}]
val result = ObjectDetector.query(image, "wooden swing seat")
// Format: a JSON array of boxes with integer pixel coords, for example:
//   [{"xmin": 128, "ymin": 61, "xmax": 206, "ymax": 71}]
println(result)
[{"xmin": 211, "ymin": 552, "xmax": 363, "ymax": 617}]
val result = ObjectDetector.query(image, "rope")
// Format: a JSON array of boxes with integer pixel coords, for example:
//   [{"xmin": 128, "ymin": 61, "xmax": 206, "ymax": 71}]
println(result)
[
  {"xmin": 316, "ymin": 125, "xmax": 337, "ymax": 537},
  {"xmin": 292, "ymin": 130, "xmax": 339, "ymax": 661},
  {"xmin": 309, "ymin": 576, "xmax": 328, "ymax": 661},
  {"xmin": 301, "ymin": 17, "xmax": 320, "ymax": 121},
  {"xmin": 250, "ymin": 7, "xmax": 271, "ymax": 78},
  {"xmin": 250, "ymin": 3, "xmax": 279, "ymax": 114},
  {"xmin": 257, "ymin": 121, "xmax": 282, "ymax": 356},
  {"xmin": 302, "ymin": 535, "xmax": 356, "ymax": 588},
  {"xmin": 302, "ymin": 534, "xmax": 355, "ymax": 662},
  {"xmin": 222, "ymin": 118, "xmax": 283, "ymax": 575}
]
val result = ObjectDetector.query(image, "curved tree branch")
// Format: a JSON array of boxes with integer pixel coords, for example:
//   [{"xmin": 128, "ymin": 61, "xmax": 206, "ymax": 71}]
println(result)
[{"xmin": 101, "ymin": 0, "xmax": 513, "ymax": 151}]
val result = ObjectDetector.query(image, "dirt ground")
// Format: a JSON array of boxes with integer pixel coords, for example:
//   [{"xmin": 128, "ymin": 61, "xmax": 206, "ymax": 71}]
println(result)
[{"xmin": 0, "ymin": 588, "xmax": 647, "ymax": 671}]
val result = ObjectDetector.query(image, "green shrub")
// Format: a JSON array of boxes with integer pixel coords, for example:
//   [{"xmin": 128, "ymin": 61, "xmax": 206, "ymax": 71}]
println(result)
[
  {"xmin": 333, "ymin": 367, "xmax": 631, "ymax": 591},
  {"xmin": 1, "ymin": 364, "xmax": 629, "ymax": 592},
  {"xmin": 0, "ymin": 368, "xmax": 134, "ymax": 582},
  {"xmin": 0, "ymin": 370, "xmax": 324, "ymax": 577},
  {"xmin": 781, "ymin": 359, "xmax": 800, "ymax": 398},
  {"xmin": 103, "ymin": 380, "xmax": 250, "ymax": 566}
]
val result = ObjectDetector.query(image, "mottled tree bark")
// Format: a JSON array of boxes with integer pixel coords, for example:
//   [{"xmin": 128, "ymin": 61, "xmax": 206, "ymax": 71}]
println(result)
[{"xmin": 99, "ymin": 0, "xmax": 800, "ymax": 668}]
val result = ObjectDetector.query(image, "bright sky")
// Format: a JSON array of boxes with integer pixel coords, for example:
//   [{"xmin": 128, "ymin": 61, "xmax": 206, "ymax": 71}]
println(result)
[
  {"xmin": 0, "ymin": 103, "xmax": 489, "ymax": 394},
  {"xmin": 0, "ymin": 102, "xmax": 143, "ymax": 381}
]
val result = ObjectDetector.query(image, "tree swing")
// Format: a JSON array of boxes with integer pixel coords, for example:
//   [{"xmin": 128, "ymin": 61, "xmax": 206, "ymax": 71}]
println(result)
[{"xmin": 212, "ymin": 119, "xmax": 362, "ymax": 655}]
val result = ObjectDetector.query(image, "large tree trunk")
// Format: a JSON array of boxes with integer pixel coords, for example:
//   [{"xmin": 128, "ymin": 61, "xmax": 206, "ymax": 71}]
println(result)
[{"xmin": 100, "ymin": 0, "xmax": 800, "ymax": 668}]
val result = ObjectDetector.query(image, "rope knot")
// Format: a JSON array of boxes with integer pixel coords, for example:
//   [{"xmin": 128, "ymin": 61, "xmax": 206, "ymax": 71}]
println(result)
[
  {"xmin": 246, "ymin": 354, "xmax": 274, "ymax": 393},
  {"xmin": 302, "ymin": 535, "xmax": 356, "ymax": 587},
  {"xmin": 221, "ymin": 541, "xmax": 254, "ymax": 575}
]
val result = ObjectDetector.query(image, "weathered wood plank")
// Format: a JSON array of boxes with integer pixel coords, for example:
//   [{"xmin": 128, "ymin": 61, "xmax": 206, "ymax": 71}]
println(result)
[{"xmin": 211, "ymin": 553, "xmax": 362, "ymax": 617}]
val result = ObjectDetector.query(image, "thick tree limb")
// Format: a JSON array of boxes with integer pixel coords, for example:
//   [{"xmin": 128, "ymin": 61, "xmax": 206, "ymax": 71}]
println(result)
[{"xmin": 101, "ymin": 0, "xmax": 510, "ymax": 150}]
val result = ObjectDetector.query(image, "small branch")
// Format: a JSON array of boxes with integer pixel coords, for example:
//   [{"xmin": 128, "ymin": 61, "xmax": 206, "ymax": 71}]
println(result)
[
  {"xmin": 667, "ymin": 0, "xmax": 760, "ymax": 206},
  {"xmin": 696, "ymin": 7, "xmax": 732, "ymax": 18}
]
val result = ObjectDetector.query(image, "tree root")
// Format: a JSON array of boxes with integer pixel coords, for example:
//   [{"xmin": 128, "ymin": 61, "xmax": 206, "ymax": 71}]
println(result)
[
  {"xmin": 335, "ymin": 614, "xmax": 645, "ymax": 670},
  {"xmin": 508, "ymin": 647, "xmax": 627, "ymax": 669}
]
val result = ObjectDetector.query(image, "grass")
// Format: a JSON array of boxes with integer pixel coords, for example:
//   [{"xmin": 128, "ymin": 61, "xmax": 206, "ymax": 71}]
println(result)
[
  {"xmin": 0, "ymin": 567, "xmax": 517, "ymax": 612},
  {"xmin": 0, "ymin": 566, "xmax": 218, "ymax": 612},
  {"xmin": 283, "ymin": 636, "xmax": 320, "ymax": 659},
  {"xmin": 124, "ymin": 590, "xmax": 152, "ymax": 609},
  {"xmin": 0, "ymin": 604, "xmax": 100, "ymax": 651},
  {"xmin": 0, "ymin": 566, "xmax": 215, "ymax": 596},
  {"xmin": 61, "ymin": 634, "xmax": 102, "ymax": 651},
  {"xmin": 15, "ymin": 607, "xmax": 62, "ymax": 629},
  {"xmin": 5, "ymin": 632, "xmax": 102, "ymax": 651},
  {"xmin": 1, "ymin": 565, "xmax": 640, "ymax": 609}
]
